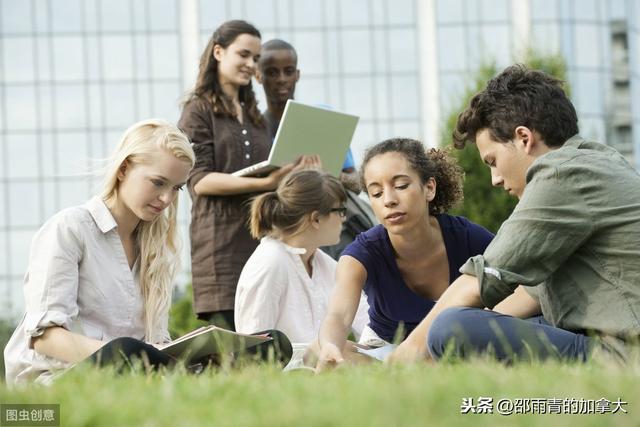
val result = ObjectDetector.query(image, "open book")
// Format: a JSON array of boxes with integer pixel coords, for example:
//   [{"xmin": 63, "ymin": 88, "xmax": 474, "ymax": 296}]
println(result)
[{"xmin": 158, "ymin": 326, "xmax": 273, "ymax": 365}]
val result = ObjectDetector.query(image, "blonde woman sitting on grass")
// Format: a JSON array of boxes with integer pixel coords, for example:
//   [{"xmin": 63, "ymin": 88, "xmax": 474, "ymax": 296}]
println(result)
[
  {"xmin": 234, "ymin": 169, "xmax": 369, "ymax": 346},
  {"xmin": 4, "ymin": 119, "xmax": 195, "ymax": 384}
]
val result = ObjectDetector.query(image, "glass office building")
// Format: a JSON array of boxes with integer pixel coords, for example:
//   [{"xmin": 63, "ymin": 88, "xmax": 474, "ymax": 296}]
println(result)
[
  {"xmin": 421, "ymin": 0, "xmax": 640, "ymax": 165},
  {"xmin": 1, "ymin": 0, "xmax": 639, "ymax": 319}
]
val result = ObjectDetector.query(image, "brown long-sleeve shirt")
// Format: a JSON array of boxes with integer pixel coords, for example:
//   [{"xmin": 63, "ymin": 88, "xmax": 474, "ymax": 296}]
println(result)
[{"xmin": 178, "ymin": 98, "xmax": 270, "ymax": 313}]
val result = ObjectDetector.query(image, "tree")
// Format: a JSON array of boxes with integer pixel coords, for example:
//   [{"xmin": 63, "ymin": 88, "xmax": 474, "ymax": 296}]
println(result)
[{"xmin": 442, "ymin": 52, "xmax": 569, "ymax": 233}]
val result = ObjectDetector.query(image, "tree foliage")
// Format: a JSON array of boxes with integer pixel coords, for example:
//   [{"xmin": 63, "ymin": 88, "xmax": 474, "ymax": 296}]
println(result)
[
  {"xmin": 168, "ymin": 285, "xmax": 207, "ymax": 338},
  {"xmin": 443, "ymin": 53, "xmax": 569, "ymax": 233}
]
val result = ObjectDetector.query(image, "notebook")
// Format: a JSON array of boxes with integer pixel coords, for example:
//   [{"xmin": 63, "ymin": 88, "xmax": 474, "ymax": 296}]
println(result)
[{"xmin": 232, "ymin": 100, "xmax": 359, "ymax": 177}]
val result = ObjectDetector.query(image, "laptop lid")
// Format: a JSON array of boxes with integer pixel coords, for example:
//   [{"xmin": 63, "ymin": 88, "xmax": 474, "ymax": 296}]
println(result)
[{"xmin": 232, "ymin": 100, "xmax": 359, "ymax": 177}]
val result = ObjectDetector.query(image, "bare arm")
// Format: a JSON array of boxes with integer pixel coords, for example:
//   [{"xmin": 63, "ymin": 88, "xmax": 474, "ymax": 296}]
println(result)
[
  {"xmin": 387, "ymin": 274, "xmax": 483, "ymax": 363},
  {"xmin": 32, "ymin": 326, "xmax": 106, "ymax": 364},
  {"xmin": 194, "ymin": 165, "xmax": 294, "ymax": 196},
  {"xmin": 194, "ymin": 155, "xmax": 322, "ymax": 196},
  {"xmin": 492, "ymin": 285, "xmax": 541, "ymax": 318},
  {"xmin": 316, "ymin": 256, "xmax": 367, "ymax": 370}
]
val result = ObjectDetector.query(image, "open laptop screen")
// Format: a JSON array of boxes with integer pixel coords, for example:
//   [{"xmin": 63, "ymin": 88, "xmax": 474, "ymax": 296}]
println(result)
[{"xmin": 232, "ymin": 100, "xmax": 359, "ymax": 177}]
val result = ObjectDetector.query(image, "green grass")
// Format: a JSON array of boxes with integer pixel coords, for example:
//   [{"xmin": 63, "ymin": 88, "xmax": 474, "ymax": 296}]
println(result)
[
  {"xmin": 0, "ymin": 320, "xmax": 14, "ymax": 380},
  {"xmin": 2, "ymin": 359, "xmax": 638, "ymax": 427},
  {"xmin": 3, "ymin": 293, "xmax": 638, "ymax": 426}
]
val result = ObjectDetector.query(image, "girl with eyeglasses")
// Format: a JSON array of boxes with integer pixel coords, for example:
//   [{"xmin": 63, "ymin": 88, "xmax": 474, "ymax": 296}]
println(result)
[{"xmin": 234, "ymin": 169, "xmax": 368, "ymax": 344}]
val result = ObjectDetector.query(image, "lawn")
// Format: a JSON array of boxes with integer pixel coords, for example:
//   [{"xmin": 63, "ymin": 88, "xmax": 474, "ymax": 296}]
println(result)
[
  {"xmin": 2, "ymin": 294, "xmax": 638, "ymax": 426},
  {"xmin": 1, "ymin": 358, "xmax": 638, "ymax": 427}
]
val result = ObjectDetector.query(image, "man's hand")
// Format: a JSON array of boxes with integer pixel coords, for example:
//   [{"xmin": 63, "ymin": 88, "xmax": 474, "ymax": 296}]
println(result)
[
  {"xmin": 385, "ymin": 274, "xmax": 485, "ymax": 365},
  {"xmin": 385, "ymin": 338, "xmax": 428, "ymax": 364},
  {"xmin": 293, "ymin": 154, "xmax": 322, "ymax": 171}
]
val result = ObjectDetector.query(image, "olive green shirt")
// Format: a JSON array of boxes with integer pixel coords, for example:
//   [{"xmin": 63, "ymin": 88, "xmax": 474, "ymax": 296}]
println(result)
[{"xmin": 461, "ymin": 135, "xmax": 640, "ymax": 339}]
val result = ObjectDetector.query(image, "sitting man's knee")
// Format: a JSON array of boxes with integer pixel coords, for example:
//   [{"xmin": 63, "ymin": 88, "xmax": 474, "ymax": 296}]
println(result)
[{"xmin": 427, "ymin": 307, "xmax": 473, "ymax": 359}]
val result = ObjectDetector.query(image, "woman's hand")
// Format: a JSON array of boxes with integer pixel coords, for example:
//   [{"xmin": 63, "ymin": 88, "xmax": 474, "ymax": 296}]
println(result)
[
  {"xmin": 262, "ymin": 155, "xmax": 323, "ymax": 190},
  {"xmin": 263, "ymin": 163, "xmax": 295, "ymax": 190},
  {"xmin": 315, "ymin": 342, "xmax": 345, "ymax": 373}
]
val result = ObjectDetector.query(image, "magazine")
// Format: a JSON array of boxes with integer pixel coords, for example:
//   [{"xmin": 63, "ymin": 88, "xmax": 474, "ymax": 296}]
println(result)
[{"xmin": 158, "ymin": 326, "xmax": 272, "ymax": 365}]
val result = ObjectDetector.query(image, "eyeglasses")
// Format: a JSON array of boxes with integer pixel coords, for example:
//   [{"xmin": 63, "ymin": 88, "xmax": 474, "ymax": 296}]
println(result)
[{"xmin": 329, "ymin": 207, "xmax": 347, "ymax": 218}]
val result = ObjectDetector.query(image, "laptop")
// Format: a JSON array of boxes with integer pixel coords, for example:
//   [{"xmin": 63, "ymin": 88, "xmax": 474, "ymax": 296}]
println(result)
[{"xmin": 232, "ymin": 100, "xmax": 359, "ymax": 177}]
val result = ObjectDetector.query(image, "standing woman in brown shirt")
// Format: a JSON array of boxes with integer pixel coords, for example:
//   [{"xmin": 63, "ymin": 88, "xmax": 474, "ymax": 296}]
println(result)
[{"xmin": 178, "ymin": 20, "xmax": 293, "ymax": 329}]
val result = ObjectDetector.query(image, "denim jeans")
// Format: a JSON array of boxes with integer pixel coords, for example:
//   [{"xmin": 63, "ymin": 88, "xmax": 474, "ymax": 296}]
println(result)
[{"xmin": 427, "ymin": 307, "xmax": 594, "ymax": 362}]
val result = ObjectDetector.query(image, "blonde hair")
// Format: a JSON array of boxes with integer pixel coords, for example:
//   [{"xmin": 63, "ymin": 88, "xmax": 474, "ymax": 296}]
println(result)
[
  {"xmin": 250, "ymin": 169, "xmax": 346, "ymax": 239},
  {"xmin": 101, "ymin": 119, "xmax": 195, "ymax": 343}
]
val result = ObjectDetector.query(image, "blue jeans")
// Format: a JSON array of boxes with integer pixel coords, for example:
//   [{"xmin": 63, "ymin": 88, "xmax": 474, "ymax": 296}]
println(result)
[{"xmin": 428, "ymin": 307, "xmax": 594, "ymax": 362}]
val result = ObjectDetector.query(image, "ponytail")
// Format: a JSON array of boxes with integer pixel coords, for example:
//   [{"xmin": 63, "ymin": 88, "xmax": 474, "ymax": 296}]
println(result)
[
  {"xmin": 250, "ymin": 192, "xmax": 280, "ymax": 239},
  {"xmin": 249, "ymin": 169, "xmax": 346, "ymax": 239}
]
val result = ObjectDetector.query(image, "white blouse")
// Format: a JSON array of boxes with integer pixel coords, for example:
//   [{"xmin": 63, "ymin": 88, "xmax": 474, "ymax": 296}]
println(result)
[
  {"xmin": 234, "ymin": 237, "xmax": 369, "ymax": 343},
  {"xmin": 4, "ymin": 197, "xmax": 168, "ymax": 384}
]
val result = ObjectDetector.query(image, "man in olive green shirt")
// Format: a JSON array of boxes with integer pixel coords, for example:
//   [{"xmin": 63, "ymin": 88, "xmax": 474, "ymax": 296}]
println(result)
[{"xmin": 387, "ymin": 64, "xmax": 640, "ymax": 363}]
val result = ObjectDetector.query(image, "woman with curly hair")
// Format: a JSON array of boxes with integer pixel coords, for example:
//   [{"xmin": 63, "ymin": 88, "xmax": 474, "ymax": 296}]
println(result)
[{"xmin": 316, "ymin": 138, "xmax": 494, "ymax": 368}]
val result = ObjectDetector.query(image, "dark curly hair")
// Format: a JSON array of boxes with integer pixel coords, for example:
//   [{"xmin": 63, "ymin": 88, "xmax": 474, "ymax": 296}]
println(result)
[
  {"xmin": 453, "ymin": 64, "xmax": 578, "ymax": 149},
  {"xmin": 360, "ymin": 138, "xmax": 464, "ymax": 215}
]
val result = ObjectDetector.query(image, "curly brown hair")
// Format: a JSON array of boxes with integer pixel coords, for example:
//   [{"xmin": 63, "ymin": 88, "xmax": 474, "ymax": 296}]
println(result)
[{"xmin": 360, "ymin": 138, "xmax": 464, "ymax": 215}]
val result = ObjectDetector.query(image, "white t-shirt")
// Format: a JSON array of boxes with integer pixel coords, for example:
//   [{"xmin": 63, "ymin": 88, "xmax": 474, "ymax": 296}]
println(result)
[{"xmin": 234, "ymin": 237, "xmax": 369, "ymax": 343}]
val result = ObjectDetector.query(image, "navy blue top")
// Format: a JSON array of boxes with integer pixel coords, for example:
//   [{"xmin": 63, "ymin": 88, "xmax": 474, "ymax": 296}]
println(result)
[{"xmin": 341, "ymin": 214, "xmax": 494, "ymax": 342}]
